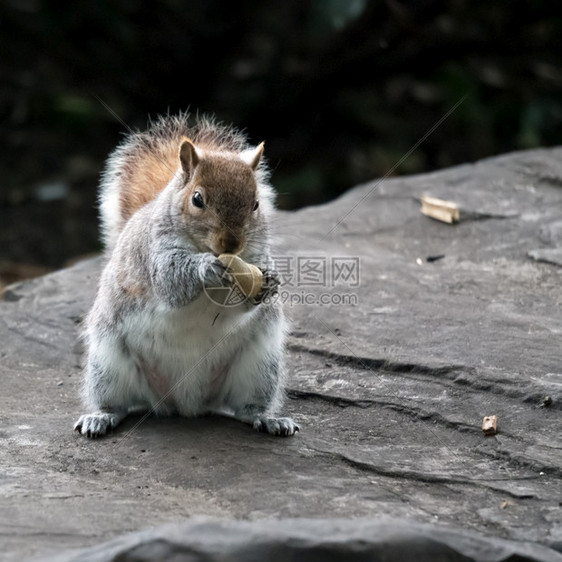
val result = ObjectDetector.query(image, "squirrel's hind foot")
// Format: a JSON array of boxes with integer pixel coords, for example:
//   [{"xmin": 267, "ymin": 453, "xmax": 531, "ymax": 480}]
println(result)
[
  {"xmin": 74, "ymin": 410, "xmax": 127, "ymax": 438},
  {"xmin": 252, "ymin": 416, "xmax": 299, "ymax": 437}
]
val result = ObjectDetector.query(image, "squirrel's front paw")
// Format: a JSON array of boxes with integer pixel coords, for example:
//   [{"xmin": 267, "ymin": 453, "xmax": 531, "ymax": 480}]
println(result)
[
  {"xmin": 201, "ymin": 255, "xmax": 233, "ymax": 288},
  {"xmin": 253, "ymin": 269, "xmax": 280, "ymax": 304}
]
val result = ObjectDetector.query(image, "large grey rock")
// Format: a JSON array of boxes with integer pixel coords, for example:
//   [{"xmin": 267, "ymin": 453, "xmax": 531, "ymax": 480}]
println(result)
[
  {"xmin": 44, "ymin": 518, "xmax": 562, "ymax": 562},
  {"xmin": 1, "ymin": 147, "xmax": 561, "ymax": 561}
]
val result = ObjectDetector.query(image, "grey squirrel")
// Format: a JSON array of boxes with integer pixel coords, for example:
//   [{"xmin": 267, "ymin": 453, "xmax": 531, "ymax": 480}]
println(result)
[{"xmin": 74, "ymin": 113, "xmax": 298, "ymax": 438}]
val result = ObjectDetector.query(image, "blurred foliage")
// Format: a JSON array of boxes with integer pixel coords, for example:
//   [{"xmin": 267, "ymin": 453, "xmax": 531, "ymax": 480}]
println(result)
[{"xmin": 1, "ymin": 0, "xmax": 562, "ymax": 267}]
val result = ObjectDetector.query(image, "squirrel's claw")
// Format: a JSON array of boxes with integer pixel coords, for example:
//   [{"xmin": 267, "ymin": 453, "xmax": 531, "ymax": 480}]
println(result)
[{"xmin": 252, "ymin": 269, "xmax": 280, "ymax": 305}]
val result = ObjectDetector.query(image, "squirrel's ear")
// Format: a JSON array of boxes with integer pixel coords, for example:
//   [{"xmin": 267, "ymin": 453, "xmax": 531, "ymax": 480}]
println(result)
[
  {"xmin": 179, "ymin": 138, "xmax": 200, "ymax": 178},
  {"xmin": 240, "ymin": 142, "xmax": 264, "ymax": 170}
]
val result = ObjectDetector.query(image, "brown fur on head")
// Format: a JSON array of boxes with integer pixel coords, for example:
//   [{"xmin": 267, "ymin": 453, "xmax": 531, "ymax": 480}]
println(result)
[{"xmin": 178, "ymin": 138, "xmax": 263, "ymax": 255}]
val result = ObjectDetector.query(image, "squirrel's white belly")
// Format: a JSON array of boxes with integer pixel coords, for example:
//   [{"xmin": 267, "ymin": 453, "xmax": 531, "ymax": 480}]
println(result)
[{"xmin": 122, "ymin": 294, "xmax": 257, "ymax": 413}]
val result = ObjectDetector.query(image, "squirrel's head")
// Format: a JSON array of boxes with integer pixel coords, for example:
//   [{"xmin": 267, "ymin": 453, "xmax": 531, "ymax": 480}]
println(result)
[{"xmin": 175, "ymin": 138, "xmax": 265, "ymax": 256}]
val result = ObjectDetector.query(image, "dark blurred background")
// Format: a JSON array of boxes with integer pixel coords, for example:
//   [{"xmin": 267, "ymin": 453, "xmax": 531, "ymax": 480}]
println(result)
[{"xmin": 2, "ymin": 0, "xmax": 562, "ymax": 286}]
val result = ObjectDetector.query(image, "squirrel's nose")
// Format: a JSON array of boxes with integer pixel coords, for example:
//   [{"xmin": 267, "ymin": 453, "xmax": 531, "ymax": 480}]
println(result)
[{"xmin": 218, "ymin": 233, "xmax": 244, "ymax": 255}]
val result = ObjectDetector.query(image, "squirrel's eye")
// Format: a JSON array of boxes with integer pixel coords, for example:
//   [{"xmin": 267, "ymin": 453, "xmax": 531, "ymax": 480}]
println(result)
[
  {"xmin": 253, "ymin": 200, "xmax": 259, "ymax": 212},
  {"xmin": 192, "ymin": 191, "xmax": 204, "ymax": 209}
]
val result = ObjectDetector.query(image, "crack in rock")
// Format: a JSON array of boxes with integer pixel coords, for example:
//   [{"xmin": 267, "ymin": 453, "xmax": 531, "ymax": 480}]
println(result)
[
  {"xmin": 288, "ymin": 342, "xmax": 466, "ymax": 377},
  {"xmin": 302, "ymin": 441, "xmax": 545, "ymax": 500},
  {"xmin": 288, "ymin": 388, "xmax": 479, "ymax": 434},
  {"xmin": 288, "ymin": 343, "xmax": 562, "ymax": 410}
]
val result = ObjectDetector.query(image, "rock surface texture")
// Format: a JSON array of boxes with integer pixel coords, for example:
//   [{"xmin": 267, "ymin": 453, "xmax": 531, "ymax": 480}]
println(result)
[{"xmin": 1, "ymin": 148, "xmax": 561, "ymax": 561}]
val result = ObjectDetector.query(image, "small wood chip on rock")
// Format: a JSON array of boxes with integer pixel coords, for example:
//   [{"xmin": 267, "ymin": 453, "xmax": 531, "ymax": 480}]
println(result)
[
  {"xmin": 482, "ymin": 415, "xmax": 498, "ymax": 435},
  {"xmin": 421, "ymin": 195, "xmax": 460, "ymax": 224}
]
